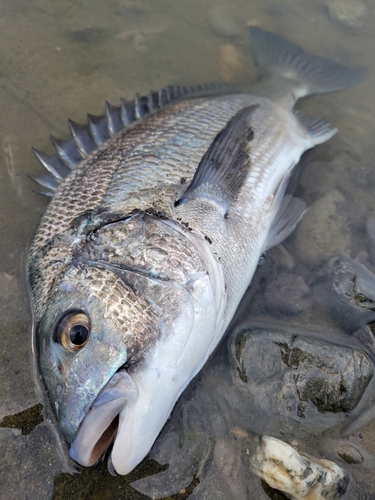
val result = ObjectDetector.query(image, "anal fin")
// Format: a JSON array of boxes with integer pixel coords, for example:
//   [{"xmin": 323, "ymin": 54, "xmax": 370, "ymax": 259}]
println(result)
[{"xmin": 264, "ymin": 194, "xmax": 306, "ymax": 251}]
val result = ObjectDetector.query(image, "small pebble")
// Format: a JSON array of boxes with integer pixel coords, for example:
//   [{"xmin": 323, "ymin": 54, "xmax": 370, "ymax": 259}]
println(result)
[
  {"xmin": 264, "ymin": 272, "xmax": 312, "ymax": 315},
  {"xmin": 326, "ymin": 0, "xmax": 366, "ymax": 28},
  {"xmin": 337, "ymin": 444, "xmax": 364, "ymax": 464},
  {"xmin": 230, "ymin": 426, "xmax": 249, "ymax": 439},
  {"xmin": 219, "ymin": 44, "xmax": 243, "ymax": 83},
  {"xmin": 268, "ymin": 244, "xmax": 295, "ymax": 270},
  {"xmin": 208, "ymin": 6, "xmax": 241, "ymax": 38}
]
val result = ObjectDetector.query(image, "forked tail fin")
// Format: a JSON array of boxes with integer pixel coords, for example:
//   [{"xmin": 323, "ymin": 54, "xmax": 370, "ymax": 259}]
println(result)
[{"xmin": 250, "ymin": 27, "xmax": 361, "ymax": 108}]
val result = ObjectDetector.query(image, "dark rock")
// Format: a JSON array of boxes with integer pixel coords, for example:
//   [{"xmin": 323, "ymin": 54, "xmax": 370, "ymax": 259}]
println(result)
[
  {"xmin": 323, "ymin": 257, "xmax": 375, "ymax": 331},
  {"xmin": 352, "ymin": 323, "xmax": 375, "ymax": 356},
  {"xmin": 264, "ymin": 272, "xmax": 313, "ymax": 315},
  {"xmin": 278, "ymin": 337, "xmax": 372, "ymax": 413},
  {"xmin": 230, "ymin": 325, "xmax": 373, "ymax": 427}
]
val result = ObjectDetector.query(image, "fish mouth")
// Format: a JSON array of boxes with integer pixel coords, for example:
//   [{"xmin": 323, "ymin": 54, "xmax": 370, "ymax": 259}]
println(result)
[{"xmin": 69, "ymin": 368, "xmax": 138, "ymax": 467}]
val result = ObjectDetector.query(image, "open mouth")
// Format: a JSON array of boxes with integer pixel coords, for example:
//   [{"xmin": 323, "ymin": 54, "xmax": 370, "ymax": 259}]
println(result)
[
  {"xmin": 69, "ymin": 369, "xmax": 138, "ymax": 467},
  {"xmin": 89, "ymin": 413, "xmax": 119, "ymax": 464}
]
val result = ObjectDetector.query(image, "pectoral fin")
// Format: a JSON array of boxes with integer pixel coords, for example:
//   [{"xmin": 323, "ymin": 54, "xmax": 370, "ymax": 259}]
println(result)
[{"xmin": 176, "ymin": 106, "xmax": 258, "ymax": 214}]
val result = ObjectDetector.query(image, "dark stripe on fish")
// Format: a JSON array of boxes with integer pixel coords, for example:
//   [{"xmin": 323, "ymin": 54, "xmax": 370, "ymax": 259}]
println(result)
[{"xmin": 176, "ymin": 105, "xmax": 258, "ymax": 212}]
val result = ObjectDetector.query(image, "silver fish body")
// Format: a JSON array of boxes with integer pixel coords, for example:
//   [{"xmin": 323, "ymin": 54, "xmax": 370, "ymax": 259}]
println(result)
[{"xmin": 28, "ymin": 28, "xmax": 360, "ymax": 474}]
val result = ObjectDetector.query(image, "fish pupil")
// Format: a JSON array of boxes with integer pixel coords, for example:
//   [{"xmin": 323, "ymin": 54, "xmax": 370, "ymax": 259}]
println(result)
[{"xmin": 70, "ymin": 324, "xmax": 89, "ymax": 345}]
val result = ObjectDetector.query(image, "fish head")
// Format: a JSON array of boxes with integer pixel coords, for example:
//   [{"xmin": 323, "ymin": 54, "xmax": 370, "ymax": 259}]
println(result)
[
  {"xmin": 36, "ymin": 263, "xmax": 160, "ymax": 463},
  {"xmin": 35, "ymin": 216, "xmax": 223, "ymax": 474}
]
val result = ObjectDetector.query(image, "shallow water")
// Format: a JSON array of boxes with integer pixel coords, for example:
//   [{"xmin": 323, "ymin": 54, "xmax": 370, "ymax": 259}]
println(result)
[{"xmin": 1, "ymin": 0, "xmax": 375, "ymax": 498}]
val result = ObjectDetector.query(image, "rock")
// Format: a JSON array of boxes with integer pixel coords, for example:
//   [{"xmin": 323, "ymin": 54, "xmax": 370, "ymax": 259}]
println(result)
[
  {"xmin": 207, "ymin": 6, "xmax": 241, "ymax": 38},
  {"xmin": 219, "ymin": 44, "xmax": 243, "ymax": 83},
  {"xmin": 365, "ymin": 217, "xmax": 375, "ymax": 264},
  {"xmin": 366, "ymin": 216, "xmax": 375, "ymax": 243},
  {"xmin": 299, "ymin": 159, "xmax": 373, "ymax": 213},
  {"xmin": 341, "ymin": 405, "xmax": 375, "ymax": 437},
  {"xmin": 323, "ymin": 256, "xmax": 375, "ymax": 331},
  {"xmin": 264, "ymin": 272, "xmax": 313, "ymax": 315},
  {"xmin": 326, "ymin": 0, "xmax": 366, "ymax": 28},
  {"xmin": 352, "ymin": 323, "xmax": 375, "ymax": 356},
  {"xmin": 336, "ymin": 443, "xmax": 364, "ymax": 464},
  {"xmin": 230, "ymin": 326, "xmax": 373, "ymax": 430},
  {"xmin": 251, "ymin": 435, "xmax": 349, "ymax": 500},
  {"xmin": 294, "ymin": 190, "xmax": 351, "ymax": 268},
  {"xmin": 268, "ymin": 244, "xmax": 295, "ymax": 270},
  {"xmin": 277, "ymin": 336, "xmax": 372, "ymax": 413},
  {"xmin": 318, "ymin": 438, "xmax": 370, "ymax": 465}
]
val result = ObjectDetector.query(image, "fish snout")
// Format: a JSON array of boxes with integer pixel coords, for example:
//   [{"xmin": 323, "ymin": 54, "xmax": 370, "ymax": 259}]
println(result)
[{"xmin": 69, "ymin": 370, "xmax": 138, "ymax": 467}]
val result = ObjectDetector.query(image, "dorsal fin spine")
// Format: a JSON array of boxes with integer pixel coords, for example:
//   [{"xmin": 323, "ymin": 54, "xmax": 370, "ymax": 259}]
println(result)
[{"xmin": 31, "ymin": 82, "xmax": 231, "ymax": 194}]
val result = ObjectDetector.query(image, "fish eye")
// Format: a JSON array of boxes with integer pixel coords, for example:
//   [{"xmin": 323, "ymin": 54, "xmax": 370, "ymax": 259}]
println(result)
[{"xmin": 55, "ymin": 310, "xmax": 91, "ymax": 352}]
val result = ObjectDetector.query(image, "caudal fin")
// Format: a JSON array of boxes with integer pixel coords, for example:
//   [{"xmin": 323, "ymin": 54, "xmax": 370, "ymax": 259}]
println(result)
[{"xmin": 250, "ymin": 27, "xmax": 361, "ymax": 105}]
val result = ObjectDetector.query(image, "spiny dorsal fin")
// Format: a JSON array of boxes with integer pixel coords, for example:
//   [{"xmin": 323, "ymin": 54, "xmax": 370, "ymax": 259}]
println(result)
[
  {"xmin": 30, "ymin": 82, "xmax": 234, "ymax": 196},
  {"xmin": 68, "ymin": 119, "xmax": 97, "ymax": 157},
  {"xmin": 176, "ymin": 105, "xmax": 258, "ymax": 214}
]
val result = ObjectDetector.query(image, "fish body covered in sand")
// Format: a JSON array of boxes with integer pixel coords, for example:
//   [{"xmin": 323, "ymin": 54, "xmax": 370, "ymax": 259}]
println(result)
[{"xmin": 28, "ymin": 28, "xmax": 360, "ymax": 474}]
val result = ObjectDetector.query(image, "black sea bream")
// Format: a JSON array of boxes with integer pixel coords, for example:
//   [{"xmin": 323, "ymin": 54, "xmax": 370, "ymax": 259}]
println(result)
[{"xmin": 28, "ymin": 28, "xmax": 360, "ymax": 474}]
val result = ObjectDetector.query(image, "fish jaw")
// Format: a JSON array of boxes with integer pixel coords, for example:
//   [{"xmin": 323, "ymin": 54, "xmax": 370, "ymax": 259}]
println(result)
[{"xmin": 69, "ymin": 370, "xmax": 138, "ymax": 466}]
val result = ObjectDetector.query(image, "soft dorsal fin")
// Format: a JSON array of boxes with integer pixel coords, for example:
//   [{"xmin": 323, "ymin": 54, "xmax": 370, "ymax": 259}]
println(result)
[
  {"xmin": 30, "ymin": 83, "xmax": 232, "ymax": 197},
  {"xmin": 176, "ymin": 105, "xmax": 258, "ymax": 214}
]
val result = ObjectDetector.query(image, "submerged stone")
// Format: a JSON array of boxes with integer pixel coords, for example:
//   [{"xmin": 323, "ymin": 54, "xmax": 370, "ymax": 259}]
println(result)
[
  {"xmin": 294, "ymin": 190, "xmax": 351, "ymax": 268},
  {"xmin": 264, "ymin": 272, "xmax": 313, "ymax": 315},
  {"xmin": 352, "ymin": 323, "xmax": 375, "ymax": 356},
  {"xmin": 219, "ymin": 44, "xmax": 243, "ymax": 83},
  {"xmin": 207, "ymin": 6, "xmax": 241, "ymax": 38},
  {"xmin": 323, "ymin": 256, "xmax": 375, "ymax": 332},
  {"xmin": 326, "ymin": 0, "xmax": 366, "ymax": 28},
  {"xmin": 230, "ymin": 325, "xmax": 373, "ymax": 423}
]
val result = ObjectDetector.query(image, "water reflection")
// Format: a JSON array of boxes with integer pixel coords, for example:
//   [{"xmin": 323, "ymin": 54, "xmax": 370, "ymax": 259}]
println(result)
[{"xmin": 1, "ymin": 0, "xmax": 375, "ymax": 498}]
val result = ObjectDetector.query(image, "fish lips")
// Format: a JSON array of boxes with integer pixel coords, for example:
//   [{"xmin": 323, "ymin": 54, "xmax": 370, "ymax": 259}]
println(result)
[{"xmin": 69, "ymin": 369, "xmax": 138, "ymax": 467}]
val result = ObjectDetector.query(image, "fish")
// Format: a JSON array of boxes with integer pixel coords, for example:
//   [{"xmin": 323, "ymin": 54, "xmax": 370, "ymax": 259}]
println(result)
[{"xmin": 28, "ymin": 27, "xmax": 360, "ymax": 475}]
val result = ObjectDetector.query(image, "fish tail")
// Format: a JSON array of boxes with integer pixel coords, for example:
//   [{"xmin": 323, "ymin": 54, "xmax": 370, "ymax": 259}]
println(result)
[{"xmin": 250, "ymin": 27, "xmax": 361, "ymax": 108}]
